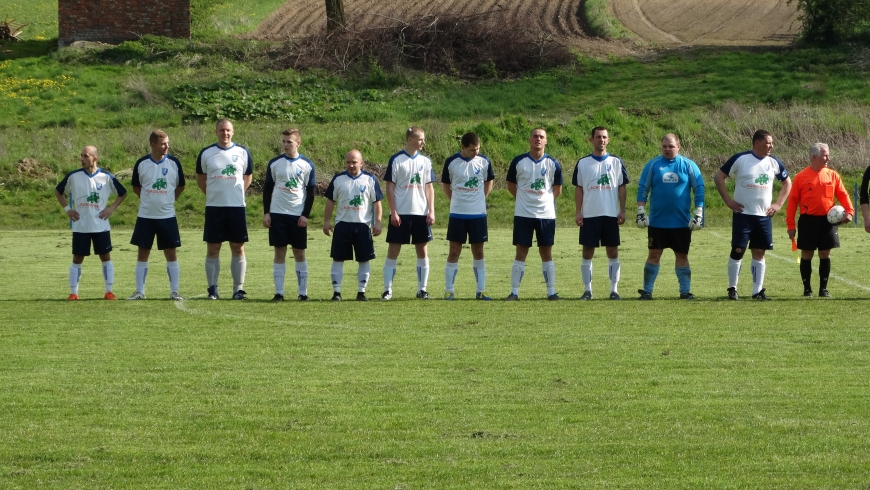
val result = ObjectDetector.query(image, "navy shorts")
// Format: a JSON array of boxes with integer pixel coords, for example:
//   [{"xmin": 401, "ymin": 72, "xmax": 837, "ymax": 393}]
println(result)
[
  {"xmin": 386, "ymin": 214, "xmax": 432, "ymax": 244},
  {"xmin": 330, "ymin": 222, "xmax": 376, "ymax": 262},
  {"xmin": 446, "ymin": 216, "xmax": 488, "ymax": 244},
  {"xmin": 72, "ymin": 231, "xmax": 112, "ymax": 256},
  {"xmin": 513, "ymin": 216, "xmax": 556, "ymax": 247},
  {"xmin": 269, "ymin": 213, "xmax": 308, "ymax": 249},
  {"xmin": 579, "ymin": 216, "xmax": 620, "ymax": 248},
  {"xmin": 647, "ymin": 226, "xmax": 691, "ymax": 254},
  {"xmin": 797, "ymin": 214, "xmax": 839, "ymax": 251},
  {"xmin": 203, "ymin": 206, "xmax": 249, "ymax": 244},
  {"xmin": 731, "ymin": 213, "xmax": 773, "ymax": 250},
  {"xmin": 130, "ymin": 217, "xmax": 181, "ymax": 250}
]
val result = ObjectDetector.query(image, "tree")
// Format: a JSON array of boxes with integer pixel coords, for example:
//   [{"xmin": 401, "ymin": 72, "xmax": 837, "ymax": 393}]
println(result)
[
  {"xmin": 325, "ymin": 0, "xmax": 345, "ymax": 32},
  {"xmin": 788, "ymin": 0, "xmax": 870, "ymax": 42}
]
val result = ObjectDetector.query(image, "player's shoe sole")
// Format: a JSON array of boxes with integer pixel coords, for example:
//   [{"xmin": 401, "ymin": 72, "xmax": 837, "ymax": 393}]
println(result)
[
  {"xmin": 104, "ymin": 292, "xmax": 117, "ymax": 300},
  {"xmin": 127, "ymin": 291, "xmax": 146, "ymax": 300}
]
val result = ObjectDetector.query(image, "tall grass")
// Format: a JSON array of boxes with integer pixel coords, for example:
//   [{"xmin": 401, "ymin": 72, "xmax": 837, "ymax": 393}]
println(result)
[{"xmin": 582, "ymin": 0, "xmax": 633, "ymax": 39}]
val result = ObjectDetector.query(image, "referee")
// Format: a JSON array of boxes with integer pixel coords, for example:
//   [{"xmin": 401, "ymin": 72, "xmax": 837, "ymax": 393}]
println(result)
[{"xmin": 785, "ymin": 143, "xmax": 854, "ymax": 298}]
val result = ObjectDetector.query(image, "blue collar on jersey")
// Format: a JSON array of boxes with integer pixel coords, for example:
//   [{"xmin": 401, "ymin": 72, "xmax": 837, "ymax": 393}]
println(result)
[
  {"xmin": 527, "ymin": 152, "xmax": 550, "ymax": 164},
  {"xmin": 589, "ymin": 153, "xmax": 610, "ymax": 162},
  {"xmin": 216, "ymin": 143, "xmax": 236, "ymax": 150},
  {"xmin": 401, "ymin": 150, "xmax": 419, "ymax": 158},
  {"xmin": 82, "ymin": 167, "xmax": 103, "ymax": 178},
  {"xmin": 749, "ymin": 150, "xmax": 766, "ymax": 160},
  {"xmin": 149, "ymin": 155, "xmax": 168, "ymax": 164},
  {"xmin": 283, "ymin": 153, "xmax": 302, "ymax": 162}
]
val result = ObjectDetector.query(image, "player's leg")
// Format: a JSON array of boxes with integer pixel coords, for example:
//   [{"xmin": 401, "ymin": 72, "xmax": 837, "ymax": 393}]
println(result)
[
  {"xmin": 273, "ymin": 246, "xmax": 288, "ymax": 299},
  {"xmin": 538, "ymin": 218, "xmax": 557, "ymax": 299},
  {"xmin": 229, "ymin": 242, "xmax": 247, "ymax": 299},
  {"xmin": 602, "ymin": 217, "xmax": 622, "ymax": 299},
  {"xmin": 444, "ymin": 217, "xmax": 466, "ymax": 299},
  {"xmin": 291, "ymin": 247, "xmax": 308, "ymax": 300},
  {"xmin": 470, "ymin": 217, "xmax": 490, "ymax": 300},
  {"xmin": 68, "ymin": 233, "xmax": 88, "ymax": 299},
  {"xmin": 818, "ymin": 249, "xmax": 831, "ymax": 297},
  {"xmin": 163, "ymin": 248, "xmax": 181, "ymax": 300},
  {"xmin": 508, "ymin": 216, "xmax": 533, "ymax": 300},
  {"xmin": 672, "ymin": 228, "xmax": 693, "ymax": 299},
  {"xmin": 203, "ymin": 207, "xmax": 225, "ymax": 299},
  {"xmin": 750, "ymin": 248, "xmax": 768, "ymax": 298},
  {"xmin": 353, "ymin": 224, "xmax": 377, "ymax": 301},
  {"xmin": 329, "ymin": 222, "xmax": 353, "ymax": 301},
  {"xmin": 414, "ymin": 242, "xmax": 430, "ymax": 298},
  {"xmin": 95, "ymin": 232, "xmax": 116, "ymax": 300},
  {"xmin": 640, "ymin": 247, "xmax": 663, "ymax": 299},
  {"xmin": 154, "ymin": 217, "xmax": 182, "ymax": 299},
  {"xmin": 797, "ymin": 214, "xmax": 816, "ymax": 296},
  {"xmin": 382, "ymin": 243, "xmax": 402, "ymax": 300},
  {"xmin": 749, "ymin": 216, "xmax": 774, "ymax": 299},
  {"xmin": 129, "ymin": 217, "xmax": 153, "ymax": 299},
  {"xmin": 728, "ymin": 214, "xmax": 751, "ymax": 300},
  {"xmin": 578, "ymin": 217, "xmax": 600, "ymax": 299},
  {"xmin": 810, "ymin": 215, "xmax": 837, "ymax": 297}
]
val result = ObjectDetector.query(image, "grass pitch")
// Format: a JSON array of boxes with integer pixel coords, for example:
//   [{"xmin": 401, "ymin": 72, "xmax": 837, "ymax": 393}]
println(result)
[{"xmin": 2, "ymin": 227, "xmax": 870, "ymax": 488}]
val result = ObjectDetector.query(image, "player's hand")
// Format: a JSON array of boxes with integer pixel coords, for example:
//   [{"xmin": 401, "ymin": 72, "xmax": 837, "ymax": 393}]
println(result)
[
  {"xmin": 426, "ymin": 211, "xmax": 435, "ymax": 226},
  {"xmin": 726, "ymin": 199, "xmax": 745, "ymax": 213},
  {"xmin": 66, "ymin": 209, "xmax": 80, "ymax": 222},
  {"xmin": 765, "ymin": 203, "xmax": 782, "ymax": 217},
  {"xmin": 841, "ymin": 214, "xmax": 853, "ymax": 224},
  {"xmin": 390, "ymin": 211, "xmax": 401, "ymax": 227},
  {"xmin": 688, "ymin": 206, "xmax": 703, "ymax": 231},
  {"xmin": 372, "ymin": 220, "xmax": 383, "ymax": 237},
  {"xmin": 635, "ymin": 205, "xmax": 648, "ymax": 228},
  {"xmin": 616, "ymin": 211, "xmax": 626, "ymax": 225},
  {"xmin": 263, "ymin": 213, "xmax": 271, "ymax": 228},
  {"xmin": 98, "ymin": 207, "xmax": 113, "ymax": 220},
  {"xmin": 297, "ymin": 216, "xmax": 308, "ymax": 227},
  {"xmin": 323, "ymin": 223, "xmax": 332, "ymax": 236},
  {"xmin": 575, "ymin": 213, "xmax": 584, "ymax": 227},
  {"xmin": 787, "ymin": 229, "xmax": 796, "ymax": 240}
]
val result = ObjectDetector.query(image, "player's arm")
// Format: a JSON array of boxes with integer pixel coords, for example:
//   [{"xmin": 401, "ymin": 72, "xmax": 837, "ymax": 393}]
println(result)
[
  {"xmin": 195, "ymin": 152, "xmax": 207, "ymax": 194},
  {"xmin": 196, "ymin": 174, "xmax": 207, "ymax": 194},
  {"xmin": 714, "ymin": 170, "xmax": 744, "ymax": 213},
  {"xmin": 552, "ymin": 161, "xmax": 564, "ymax": 199},
  {"xmin": 100, "ymin": 192, "xmax": 126, "ymax": 220},
  {"xmin": 506, "ymin": 159, "xmax": 518, "ymax": 198},
  {"xmin": 506, "ymin": 182, "xmax": 517, "ymax": 197},
  {"xmin": 769, "ymin": 176, "xmax": 792, "ymax": 217},
  {"xmin": 298, "ymin": 186, "xmax": 315, "ymax": 228},
  {"xmin": 483, "ymin": 179, "xmax": 494, "ymax": 198},
  {"xmin": 262, "ymin": 173, "xmax": 275, "ymax": 228},
  {"xmin": 551, "ymin": 184, "xmax": 562, "ymax": 199},
  {"xmin": 441, "ymin": 183, "xmax": 452, "ymax": 200},
  {"xmin": 133, "ymin": 186, "xmax": 142, "ymax": 198},
  {"xmin": 483, "ymin": 160, "xmax": 495, "ymax": 198},
  {"xmin": 785, "ymin": 173, "xmax": 801, "ymax": 235},
  {"xmin": 833, "ymin": 175, "xmax": 854, "ymax": 222},
  {"xmin": 385, "ymin": 181, "xmax": 400, "ymax": 227},
  {"xmin": 54, "ymin": 187, "xmax": 80, "ymax": 222},
  {"xmin": 173, "ymin": 160, "xmax": 185, "ymax": 200},
  {"xmin": 372, "ymin": 200, "xmax": 383, "ymax": 237},
  {"xmin": 243, "ymin": 174, "xmax": 252, "ymax": 190},
  {"xmin": 617, "ymin": 184, "xmax": 627, "ymax": 225},
  {"xmin": 425, "ymin": 182, "xmax": 435, "ymax": 225},
  {"xmin": 323, "ymin": 199, "xmax": 335, "ymax": 236},
  {"xmin": 574, "ymin": 186, "xmax": 584, "ymax": 227}
]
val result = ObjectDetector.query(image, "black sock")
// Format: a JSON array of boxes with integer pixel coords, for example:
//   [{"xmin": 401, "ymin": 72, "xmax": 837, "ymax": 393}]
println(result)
[
  {"xmin": 819, "ymin": 258, "xmax": 831, "ymax": 290},
  {"xmin": 800, "ymin": 259, "xmax": 812, "ymax": 291}
]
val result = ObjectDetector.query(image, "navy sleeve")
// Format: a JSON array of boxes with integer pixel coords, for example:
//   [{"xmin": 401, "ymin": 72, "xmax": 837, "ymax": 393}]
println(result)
[
  {"xmin": 553, "ymin": 159, "xmax": 563, "ymax": 186},
  {"xmin": 506, "ymin": 155, "xmax": 521, "ymax": 184},
  {"xmin": 302, "ymin": 187, "xmax": 315, "ymax": 218},
  {"xmin": 324, "ymin": 175, "xmax": 338, "ymax": 201},
  {"xmin": 112, "ymin": 175, "xmax": 128, "ymax": 196},
  {"xmin": 720, "ymin": 152, "xmax": 742, "ymax": 176},
  {"xmin": 384, "ymin": 154, "xmax": 397, "ymax": 183},
  {"xmin": 131, "ymin": 161, "xmax": 142, "ymax": 188},
  {"xmin": 483, "ymin": 156, "xmax": 495, "ymax": 182},
  {"xmin": 305, "ymin": 158, "xmax": 316, "ymax": 187},
  {"xmin": 860, "ymin": 165, "xmax": 870, "ymax": 205},
  {"xmin": 373, "ymin": 176, "xmax": 384, "ymax": 202},
  {"xmin": 56, "ymin": 172, "xmax": 72, "ymax": 194},
  {"xmin": 441, "ymin": 157, "xmax": 452, "ymax": 184},
  {"xmin": 243, "ymin": 147, "xmax": 254, "ymax": 175},
  {"xmin": 772, "ymin": 155, "xmax": 789, "ymax": 181},
  {"xmin": 195, "ymin": 147, "xmax": 207, "ymax": 174},
  {"xmin": 619, "ymin": 158, "xmax": 630, "ymax": 186},
  {"xmin": 572, "ymin": 162, "xmax": 581, "ymax": 187},
  {"xmin": 263, "ymin": 161, "xmax": 275, "ymax": 214}
]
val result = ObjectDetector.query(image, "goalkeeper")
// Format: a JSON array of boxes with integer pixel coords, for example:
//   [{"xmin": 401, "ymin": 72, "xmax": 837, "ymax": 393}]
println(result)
[{"xmin": 635, "ymin": 134, "xmax": 705, "ymax": 300}]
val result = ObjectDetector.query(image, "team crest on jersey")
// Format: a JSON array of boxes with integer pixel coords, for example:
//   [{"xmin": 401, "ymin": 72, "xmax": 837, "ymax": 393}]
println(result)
[
  {"xmin": 162, "ymin": 168, "xmax": 168, "ymax": 176},
  {"xmin": 540, "ymin": 166, "xmax": 547, "ymax": 176},
  {"xmin": 605, "ymin": 164, "xmax": 612, "ymax": 172},
  {"xmin": 662, "ymin": 172, "xmax": 678, "ymax": 183},
  {"xmin": 475, "ymin": 166, "xmax": 481, "ymax": 175},
  {"xmin": 764, "ymin": 163, "xmax": 770, "ymax": 172},
  {"xmin": 232, "ymin": 155, "xmax": 239, "ymax": 162},
  {"xmin": 96, "ymin": 183, "xmax": 103, "ymax": 190},
  {"xmin": 296, "ymin": 168, "xmax": 303, "ymax": 177},
  {"xmin": 359, "ymin": 185, "xmax": 367, "ymax": 194},
  {"xmin": 418, "ymin": 163, "xmax": 424, "ymax": 171}
]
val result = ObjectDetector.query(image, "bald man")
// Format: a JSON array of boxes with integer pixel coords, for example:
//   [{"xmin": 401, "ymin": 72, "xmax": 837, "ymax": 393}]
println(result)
[{"xmin": 323, "ymin": 150, "xmax": 384, "ymax": 301}]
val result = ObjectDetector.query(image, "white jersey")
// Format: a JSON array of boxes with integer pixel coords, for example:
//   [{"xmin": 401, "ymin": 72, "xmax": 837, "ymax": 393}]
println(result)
[
  {"xmin": 506, "ymin": 152, "xmax": 563, "ymax": 219},
  {"xmin": 720, "ymin": 151, "xmax": 789, "ymax": 216},
  {"xmin": 384, "ymin": 150, "xmax": 435, "ymax": 216},
  {"xmin": 441, "ymin": 153, "xmax": 495, "ymax": 218},
  {"xmin": 325, "ymin": 171, "xmax": 383, "ymax": 224},
  {"xmin": 265, "ymin": 154, "xmax": 316, "ymax": 216},
  {"xmin": 571, "ymin": 153, "xmax": 629, "ymax": 218},
  {"xmin": 55, "ymin": 168, "xmax": 127, "ymax": 233},
  {"xmin": 195, "ymin": 143, "xmax": 253, "ymax": 207},
  {"xmin": 132, "ymin": 154, "xmax": 185, "ymax": 219}
]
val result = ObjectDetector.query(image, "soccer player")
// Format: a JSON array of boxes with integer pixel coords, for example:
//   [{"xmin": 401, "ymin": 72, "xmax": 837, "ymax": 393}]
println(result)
[
  {"xmin": 128, "ymin": 130, "xmax": 185, "ymax": 300},
  {"xmin": 196, "ymin": 119, "xmax": 253, "ymax": 300},
  {"xmin": 54, "ymin": 146, "xmax": 127, "ymax": 300},
  {"xmin": 382, "ymin": 126, "xmax": 436, "ymax": 300},
  {"xmin": 785, "ymin": 143, "xmax": 853, "ymax": 298},
  {"xmin": 263, "ymin": 128, "xmax": 316, "ymax": 302},
  {"xmin": 441, "ymin": 132, "xmax": 496, "ymax": 300},
  {"xmin": 860, "ymin": 163, "xmax": 870, "ymax": 234},
  {"xmin": 323, "ymin": 150, "xmax": 383, "ymax": 301},
  {"xmin": 714, "ymin": 129, "xmax": 792, "ymax": 300},
  {"xmin": 505, "ymin": 128, "xmax": 563, "ymax": 300},
  {"xmin": 635, "ymin": 134, "xmax": 705, "ymax": 300},
  {"xmin": 572, "ymin": 126, "xmax": 628, "ymax": 300}
]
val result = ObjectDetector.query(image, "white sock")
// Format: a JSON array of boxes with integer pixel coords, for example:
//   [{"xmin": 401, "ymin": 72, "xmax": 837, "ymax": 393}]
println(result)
[
  {"xmin": 383, "ymin": 258, "xmax": 397, "ymax": 293},
  {"xmin": 331, "ymin": 261, "xmax": 344, "ymax": 292},
  {"xmin": 728, "ymin": 258, "xmax": 742, "ymax": 289},
  {"xmin": 166, "ymin": 261, "xmax": 180, "ymax": 294},
  {"xmin": 295, "ymin": 261, "xmax": 308, "ymax": 296},
  {"xmin": 102, "ymin": 260, "xmax": 114, "ymax": 293},
  {"xmin": 510, "ymin": 260, "xmax": 525, "ymax": 295},
  {"xmin": 608, "ymin": 258, "xmax": 620, "ymax": 293},
  {"xmin": 135, "ymin": 261, "xmax": 148, "ymax": 294},
  {"xmin": 358, "ymin": 261, "xmax": 371, "ymax": 292},
  {"xmin": 472, "ymin": 258, "xmax": 486, "ymax": 293},
  {"xmin": 751, "ymin": 259, "xmax": 766, "ymax": 294},
  {"xmin": 417, "ymin": 258, "xmax": 430, "ymax": 291},
  {"xmin": 205, "ymin": 256, "xmax": 220, "ymax": 288},
  {"xmin": 542, "ymin": 260, "xmax": 556, "ymax": 296},
  {"xmin": 69, "ymin": 263, "xmax": 82, "ymax": 294},
  {"xmin": 273, "ymin": 262, "xmax": 286, "ymax": 295},
  {"xmin": 231, "ymin": 255, "xmax": 246, "ymax": 292},
  {"xmin": 444, "ymin": 261, "xmax": 459, "ymax": 293},
  {"xmin": 581, "ymin": 258, "xmax": 593, "ymax": 292}
]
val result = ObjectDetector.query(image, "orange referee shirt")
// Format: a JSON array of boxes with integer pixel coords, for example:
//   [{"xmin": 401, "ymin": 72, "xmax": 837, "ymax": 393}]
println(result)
[{"xmin": 785, "ymin": 166, "xmax": 854, "ymax": 230}]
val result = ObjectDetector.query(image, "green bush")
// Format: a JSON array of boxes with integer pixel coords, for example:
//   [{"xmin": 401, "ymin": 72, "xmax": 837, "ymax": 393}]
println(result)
[{"xmin": 790, "ymin": 0, "xmax": 870, "ymax": 42}]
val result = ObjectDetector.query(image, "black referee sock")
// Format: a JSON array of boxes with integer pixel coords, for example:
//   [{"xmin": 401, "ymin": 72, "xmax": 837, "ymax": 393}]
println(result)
[
  {"xmin": 800, "ymin": 259, "xmax": 812, "ymax": 292},
  {"xmin": 819, "ymin": 258, "xmax": 831, "ymax": 291}
]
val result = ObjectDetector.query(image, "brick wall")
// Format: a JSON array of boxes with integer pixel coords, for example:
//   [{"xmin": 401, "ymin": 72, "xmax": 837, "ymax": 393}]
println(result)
[{"xmin": 58, "ymin": 0, "xmax": 190, "ymax": 45}]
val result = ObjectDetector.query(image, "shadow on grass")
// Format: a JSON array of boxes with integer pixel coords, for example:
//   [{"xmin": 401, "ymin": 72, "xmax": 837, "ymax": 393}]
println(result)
[{"xmin": 0, "ymin": 39, "xmax": 56, "ymax": 60}]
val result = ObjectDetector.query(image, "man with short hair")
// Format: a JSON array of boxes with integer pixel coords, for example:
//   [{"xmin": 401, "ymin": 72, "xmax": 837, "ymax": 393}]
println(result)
[
  {"xmin": 505, "ymin": 128, "xmax": 563, "ymax": 300},
  {"xmin": 128, "ymin": 130, "xmax": 185, "ymax": 300},
  {"xmin": 263, "ymin": 128, "xmax": 316, "ymax": 302},
  {"xmin": 54, "ymin": 146, "xmax": 127, "ymax": 300},
  {"xmin": 382, "ymin": 126, "xmax": 436, "ymax": 300},
  {"xmin": 635, "ymin": 133, "xmax": 705, "ymax": 300},
  {"xmin": 196, "ymin": 119, "xmax": 254, "ymax": 300},
  {"xmin": 323, "ymin": 150, "xmax": 383, "ymax": 302},
  {"xmin": 572, "ymin": 126, "xmax": 628, "ymax": 300},
  {"xmin": 786, "ymin": 142, "xmax": 853, "ymax": 298},
  {"xmin": 441, "ymin": 132, "xmax": 496, "ymax": 300},
  {"xmin": 714, "ymin": 129, "xmax": 792, "ymax": 300}
]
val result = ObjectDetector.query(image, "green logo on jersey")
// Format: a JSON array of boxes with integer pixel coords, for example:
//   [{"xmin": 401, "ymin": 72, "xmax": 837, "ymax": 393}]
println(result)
[
  {"xmin": 530, "ymin": 178, "xmax": 545, "ymax": 190},
  {"xmin": 86, "ymin": 192, "xmax": 100, "ymax": 203},
  {"xmin": 152, "ymin": 178, "xmax": 167, "ymax": 190},
  {"xmin": 285, "ymin": 178, "xmax": 299, "ymax": 189},
  {"xmin": 222, "ymin": 165, "xmax": 237, "ymax": 176},
  {"xmin": 754, "ymin": 174, "xmax": 770, "ymax": 185},
  {"xmin": 464, "ymin": 176, "xmax": 479, "ymax": 188},
  {"xmin": 410, "ymin": 173, "xmax": 421, "ymax": 185},
  {"xmin": 597, "ymin": 174, "xmax": 611, "ymax": 186},
  {"xmin": 348, "ymin": 195, "xmax": 363, "ymax": 206}
]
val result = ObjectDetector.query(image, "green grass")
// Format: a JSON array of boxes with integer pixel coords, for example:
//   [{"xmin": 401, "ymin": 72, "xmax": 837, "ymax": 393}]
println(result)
[
  {"xmin": 2, "ymin": 228, "xmax": 870, "ymax": 488},
  {"xmin": 1, "ymin": 0, "xmax": 58, "ymax": 40},
  {"xmin": 583, "ymin": 0, "xmax": 633, "ymax": 40},
  {"xmin": 190, "ymin": 0, "xmax": 292, "ymax": 39}
]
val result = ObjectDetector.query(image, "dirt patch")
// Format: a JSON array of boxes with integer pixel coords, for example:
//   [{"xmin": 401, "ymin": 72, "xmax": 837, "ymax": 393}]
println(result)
[
  {"xmin": 610, "ymin": 0, "xmax": 799, "ymax": 46},
  {"xmin": 16, "ymin": 158, "xmax": 53, "ymax": 179}
]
